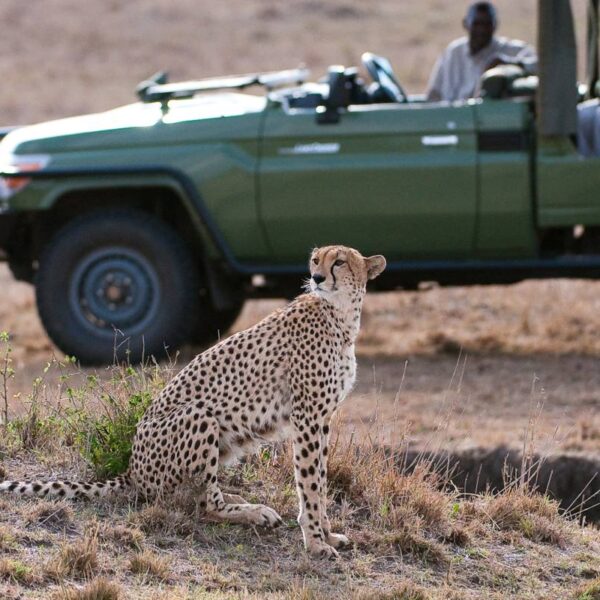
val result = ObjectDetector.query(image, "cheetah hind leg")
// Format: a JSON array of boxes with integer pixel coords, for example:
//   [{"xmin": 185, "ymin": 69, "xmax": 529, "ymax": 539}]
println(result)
[
  {"xmin": 222, "ymin": 493, "xmax": 247, "ymax": 504},
  {"xmin": 199, "ymin": 421, "xmax": 282, "ymax": 528}
]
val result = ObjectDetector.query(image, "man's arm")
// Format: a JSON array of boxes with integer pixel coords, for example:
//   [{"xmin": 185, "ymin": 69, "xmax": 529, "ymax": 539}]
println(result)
[
  {"xmin": 426, "ymin": 55, "xmax": 445, "ymax": 101},
  {"xmin": 493, "ymin": 40, "xmax": 538, "ymax": 75}
]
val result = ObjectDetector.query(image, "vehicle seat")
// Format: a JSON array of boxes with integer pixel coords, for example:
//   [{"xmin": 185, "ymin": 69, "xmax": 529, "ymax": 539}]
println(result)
[
  {"xmin": 325, "ymin": 66, "xmax": 352, "ymax": 108},
  {"xmin": 480, "ymin": 64, "xmax": 537, "ymax": 100},
  {"xmin": 285, "ymin": 84, "xmax": 327, "ymax": 109}
]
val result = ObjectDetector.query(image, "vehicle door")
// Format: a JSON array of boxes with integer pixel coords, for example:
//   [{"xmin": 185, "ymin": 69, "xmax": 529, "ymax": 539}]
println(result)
[{"xmin": 257, "ymin": 100, "xmax": 478, "ymax": 263}]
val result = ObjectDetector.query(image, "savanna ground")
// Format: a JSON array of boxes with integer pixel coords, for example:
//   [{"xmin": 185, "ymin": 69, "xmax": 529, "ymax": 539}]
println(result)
[
  {"xmin": 1, "ymin": 0, "xmax": 600, "ymax": 597},
  {"xmin": 2, "ymin": 267, "xmax": 600, "ymax": 599},
  {"xmin": 4, "ymin": 267, "xmax": 600, "ymax": 456}
]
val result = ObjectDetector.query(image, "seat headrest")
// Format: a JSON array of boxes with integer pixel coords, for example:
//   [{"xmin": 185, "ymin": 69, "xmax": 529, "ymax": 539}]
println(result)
[{"xmin": 480, "ymin": 64, "xmax": 526, "ymax": 99}]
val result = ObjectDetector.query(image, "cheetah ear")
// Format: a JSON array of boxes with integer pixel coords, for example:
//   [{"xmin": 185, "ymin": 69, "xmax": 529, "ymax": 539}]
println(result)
[{"xmin": 365, "ymin": 255, "xmax": 386, "ymax": 280}]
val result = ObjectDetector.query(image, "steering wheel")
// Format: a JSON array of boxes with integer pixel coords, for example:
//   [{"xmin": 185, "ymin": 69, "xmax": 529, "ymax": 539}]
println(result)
[{"xmin": 361, "ymin": 52, "xmax": 407, "ymax": 103}]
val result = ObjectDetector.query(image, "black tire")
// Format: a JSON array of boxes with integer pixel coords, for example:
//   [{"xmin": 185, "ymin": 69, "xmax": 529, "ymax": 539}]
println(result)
[
  {"xmin": 35, "ymin": 209, "xmax": 201, "ymax": 365},
  {"xmin": 189, "ymin": 297, "xmax": 244, "ymax": 346}
]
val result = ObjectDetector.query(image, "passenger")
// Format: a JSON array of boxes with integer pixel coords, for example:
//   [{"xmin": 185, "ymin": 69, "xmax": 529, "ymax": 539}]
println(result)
[
  {"xmin": 426, "ymin": 2, "xmax": 537, "ymax": 102},
  {"xmin": 577, "ymin": 99, "xmax": 600, "ymax": 157}
]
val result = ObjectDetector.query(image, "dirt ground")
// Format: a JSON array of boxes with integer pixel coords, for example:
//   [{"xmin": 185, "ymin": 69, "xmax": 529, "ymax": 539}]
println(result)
[{"xmin": 2, "ymin": 265, "xmax": 599, "ymax": 458}]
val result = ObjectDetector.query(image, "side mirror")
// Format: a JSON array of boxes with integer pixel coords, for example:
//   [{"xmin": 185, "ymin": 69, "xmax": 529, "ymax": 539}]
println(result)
[{"xmin": 317, "ymin": 66, "xmax": 350, "ymax": 124}]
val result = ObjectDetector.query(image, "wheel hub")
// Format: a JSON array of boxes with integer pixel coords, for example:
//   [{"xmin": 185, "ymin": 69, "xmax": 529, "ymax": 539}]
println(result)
[{"xmin": 69, "ymin": 248, "xmax": 161, "ymax": 336}]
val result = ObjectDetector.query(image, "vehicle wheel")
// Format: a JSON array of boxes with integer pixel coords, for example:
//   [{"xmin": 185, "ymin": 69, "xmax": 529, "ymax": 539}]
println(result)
[
  {"xmin": 189, "ymin": 297, "xmax": 244, "ymax": 345},
  {"xmin": 35, "ymin": 210, "xmax": 200, "ymax": 365}
]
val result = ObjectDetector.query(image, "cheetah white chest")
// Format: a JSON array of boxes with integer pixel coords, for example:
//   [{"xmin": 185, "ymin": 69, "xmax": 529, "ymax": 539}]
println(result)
[{"xmin": 339, "ymin": 343, "xmax": 357, "ymax": 400}]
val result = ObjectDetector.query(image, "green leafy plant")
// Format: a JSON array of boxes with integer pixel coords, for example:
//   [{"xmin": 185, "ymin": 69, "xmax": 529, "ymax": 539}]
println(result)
[
  {"xmin": 72, "ymin": 391, "xmax": 152, "ymax": 478},
  {"xmin": 0, "ymin": 331, "xmax": 14, "ymax": 430}
]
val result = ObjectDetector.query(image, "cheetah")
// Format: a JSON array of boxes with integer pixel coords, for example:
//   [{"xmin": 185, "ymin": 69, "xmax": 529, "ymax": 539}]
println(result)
[{"xmin": 0, "ymin": 245, "xmax": 386, "ymax": 558}]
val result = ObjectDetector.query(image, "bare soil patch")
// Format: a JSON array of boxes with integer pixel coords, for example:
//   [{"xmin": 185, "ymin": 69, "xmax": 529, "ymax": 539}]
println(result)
[{"xmin": 3, "ymin": 266, "xmax": 600, "ymax": 459}]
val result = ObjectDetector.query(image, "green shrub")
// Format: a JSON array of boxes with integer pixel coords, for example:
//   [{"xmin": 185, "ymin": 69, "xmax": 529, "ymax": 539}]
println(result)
[{"xmin": 70, "ymin": 390, "xmax": 152, "ymax": 478}]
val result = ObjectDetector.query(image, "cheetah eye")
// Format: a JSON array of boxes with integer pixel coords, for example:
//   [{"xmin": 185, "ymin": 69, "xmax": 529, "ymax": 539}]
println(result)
[
  {"xmin": 334, "ymin": 259, "xmax": 345, "ymax": 267},
  {"xmin": 312, "ymin": 258, "xmax": 319, "ymax": 265}
]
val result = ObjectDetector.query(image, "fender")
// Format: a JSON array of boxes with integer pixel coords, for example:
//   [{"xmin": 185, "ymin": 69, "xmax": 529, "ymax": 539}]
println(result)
[{"xmin": 3, "ymin": 165, "xmax": 246, "ymax": 272}]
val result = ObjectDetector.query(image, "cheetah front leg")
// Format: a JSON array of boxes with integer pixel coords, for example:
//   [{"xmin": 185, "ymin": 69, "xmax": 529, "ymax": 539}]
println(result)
[
  {"xmin": 319, "ymin": 423, "xmax": 350, "ymax": 550},
  {"xmin": 291, "ymin": 414, "xmax": 339, "ymax": 559}
]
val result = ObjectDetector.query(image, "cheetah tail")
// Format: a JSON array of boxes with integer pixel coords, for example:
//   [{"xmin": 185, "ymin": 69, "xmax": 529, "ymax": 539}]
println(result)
[{"xmin": 0, "ymin": 472, "xmax": 131, "ymax": 500}]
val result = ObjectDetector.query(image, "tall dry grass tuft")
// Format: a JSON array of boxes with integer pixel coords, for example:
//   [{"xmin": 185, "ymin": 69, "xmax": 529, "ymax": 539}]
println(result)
[
  {"xmin": 0, "ymin": 557, "xmax": 38, "ymax": 585},
  {"xmin": 128, "ymin": 550, "xmax": 171, "ymax": 581},
  {"xmin": 571, "ymin": 577, "xmax": 600, "ymax": 600},
  {"xmin": 24, "ymin": 500, "xmax": 75, "ymax": 532},
  {"xmin": 351, "ymin": 582, "xmax": 431, "ymax": 600},
  {"xmin": 97, "ymin": 522, "xmax": 144, "ymax": 550},
  {"xmin": 484, "ymin": 488, "xmax": 569, "ymax": 547},
  {"xmin": 327, "ymin": 439, "xmax": 455, "ymax": 533},
  {"xmin": 0, "ymin": 524, "xmax": 19, "ymax": 552},
  {"xmin": 130, "ymin": 504, "xmax": 193, "ymax": 537},
  {"xmin": 46, "ymin": 527, "xmax": 99, "ymax": 581},
  {"xmin": 51, "ymin": 577, "xmax": 123, "ymax": 600}
]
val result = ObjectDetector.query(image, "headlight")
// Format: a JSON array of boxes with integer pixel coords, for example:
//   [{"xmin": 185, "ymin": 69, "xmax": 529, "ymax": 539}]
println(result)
[{"xmin": 0, "ymin": 153, "xmax": 51, "ymax": 199}]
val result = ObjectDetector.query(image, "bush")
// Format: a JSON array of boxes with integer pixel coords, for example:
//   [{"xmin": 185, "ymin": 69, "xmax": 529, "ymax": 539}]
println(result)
[{"xmin": 70, "ymin": 390, "xmax": 152, "ymax": 478}]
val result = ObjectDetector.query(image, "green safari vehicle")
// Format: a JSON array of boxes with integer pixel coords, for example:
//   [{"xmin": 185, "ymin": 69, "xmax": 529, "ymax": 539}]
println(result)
[{"xmin": 0, "ymin": 0, "xmax": 596, "ymax": 363}]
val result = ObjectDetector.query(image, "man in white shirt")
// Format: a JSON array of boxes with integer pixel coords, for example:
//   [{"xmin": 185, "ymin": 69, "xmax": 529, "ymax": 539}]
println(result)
[{"xmin": 426, "ymin": 2, "xmax": 537, "ymax": 102}]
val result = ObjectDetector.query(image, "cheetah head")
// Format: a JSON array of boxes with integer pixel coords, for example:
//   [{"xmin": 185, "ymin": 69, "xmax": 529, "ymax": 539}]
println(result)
[{"xmin": 308, "ymin": 245, "xmax": 386, "ymax": 301}]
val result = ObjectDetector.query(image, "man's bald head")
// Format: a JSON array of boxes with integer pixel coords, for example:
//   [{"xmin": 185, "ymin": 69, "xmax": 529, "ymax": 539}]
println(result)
[{"xmin": 464, "ymin": 2, "xmax": 498, "ymax": 55}]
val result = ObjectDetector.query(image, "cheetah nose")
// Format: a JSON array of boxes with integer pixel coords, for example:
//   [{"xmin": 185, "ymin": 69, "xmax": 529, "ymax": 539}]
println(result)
[{"xmin": 312, "ymin": 273, "xmax": 326, "ymax": 284}]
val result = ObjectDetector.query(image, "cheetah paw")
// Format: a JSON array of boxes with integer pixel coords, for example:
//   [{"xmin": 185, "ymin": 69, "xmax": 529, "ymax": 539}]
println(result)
[
  {"xmin": 326, "ymin": 532, "xmax": 351, "ymax": 549},
  {"xmin": 307, "ymin": 540, "xmax": 339, "ymax": 560},
  {"xmin": 244, "ymin": 504, "xmax": 283, "ymax": 528}
]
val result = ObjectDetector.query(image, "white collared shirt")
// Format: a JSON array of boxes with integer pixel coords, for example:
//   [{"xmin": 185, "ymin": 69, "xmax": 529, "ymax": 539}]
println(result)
[{"xmin": 426, "ymin": 36, "xmax": 537, "ymax": 102}]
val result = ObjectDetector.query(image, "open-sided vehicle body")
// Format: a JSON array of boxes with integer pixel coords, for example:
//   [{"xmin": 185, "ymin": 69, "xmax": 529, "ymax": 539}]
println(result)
[{"xmin": 0, "ymin": 0, "xmax": 597, "ymax": 363}]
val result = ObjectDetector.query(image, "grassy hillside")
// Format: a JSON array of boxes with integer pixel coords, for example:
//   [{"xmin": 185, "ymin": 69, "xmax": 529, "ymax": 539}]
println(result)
[{"xmin": 0, "ymin": 0, "xmax": 586, "ymax": 125}]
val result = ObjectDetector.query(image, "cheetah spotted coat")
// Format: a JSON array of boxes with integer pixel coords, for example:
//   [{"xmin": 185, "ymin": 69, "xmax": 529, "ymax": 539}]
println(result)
[{"xmin": 0, "ymin": 245, "xmax": 386, "ymax": 558}]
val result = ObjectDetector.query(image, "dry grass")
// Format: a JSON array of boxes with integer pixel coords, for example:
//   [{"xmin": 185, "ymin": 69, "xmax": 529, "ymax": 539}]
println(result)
[
  {"xmin": 0, "ymin": 429, "xmax": 598, "ymax": 598},
  {"xmin": 352, "ymin": 583, "xmax": 431, "ymax": 600},
  {"xmin": 52, "ymin": 577, "xmax": 122, "ymax": 600},
  {"xmin": 572, "ymin": 578, "xmax": 600, "ymax": 600},
  {"xmin": 97, "ymin": 522, "xmax": 144, "ymax": 550},
  {"xmin": 128, "ymin": 550, "xmax": 171, "ymax": 581},
  {"xmin": 130, "ymin": 504, "xmax": 193, "ymax": 537},
  {"xmin": 485, "ymin": 489, "xmax": 569, "ymax": 546},
  {"xmin": 46, "ymin": 529, "xmax": 99, "ymax": 581},
  {"xmin": 0, "ymin": 343, "xmax": 597, "ymax": 597},
  {"xmin": 356, "ymin": 281, "xmax": 600, "ymax": 358},
  {"xmin": 24, "ymin": 500, "xmax": 75, "ymax": 532},
  {"xmin": 0, "ymin": 524, "xmax": 18, "ymax": 552},
  {"xmin": 0, "ymin": 557, "xmax": 37, "ymax": 586}
]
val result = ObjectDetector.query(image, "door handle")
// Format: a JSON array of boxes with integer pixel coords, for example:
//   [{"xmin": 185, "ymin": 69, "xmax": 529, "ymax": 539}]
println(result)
[{"xmin": 421, "ymin": 135, "xmax": 459, "ymax": 147}]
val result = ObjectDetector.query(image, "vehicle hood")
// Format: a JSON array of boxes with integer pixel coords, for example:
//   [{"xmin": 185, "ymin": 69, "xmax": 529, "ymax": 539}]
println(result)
[{"xmin": 1, "ymin": 93, "xmax": 266, "ymax": 155}]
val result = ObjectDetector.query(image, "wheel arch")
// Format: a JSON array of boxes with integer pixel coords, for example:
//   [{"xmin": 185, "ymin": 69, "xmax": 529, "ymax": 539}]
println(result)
[
  {"xmin": 10, "ymin": 181, "xmax": 245, "ymax": 310},
  {"xmin": 37, "ymin": 180, "xmax": 210, "ymax": 257}
]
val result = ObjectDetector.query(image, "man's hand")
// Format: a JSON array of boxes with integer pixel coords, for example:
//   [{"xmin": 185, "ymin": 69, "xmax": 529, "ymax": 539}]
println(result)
[{"xmin": 485, "ymin": 57, "xmax": 508, "ymax": 70}]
